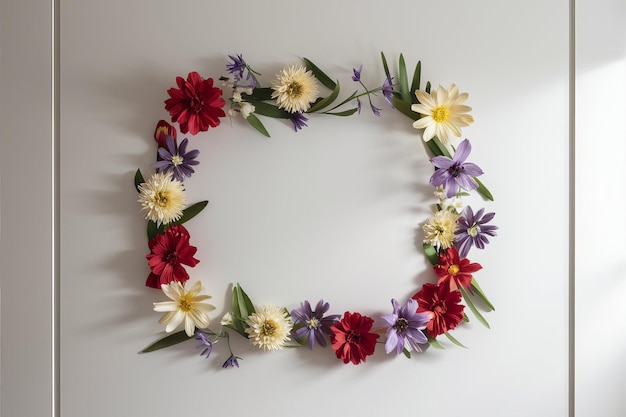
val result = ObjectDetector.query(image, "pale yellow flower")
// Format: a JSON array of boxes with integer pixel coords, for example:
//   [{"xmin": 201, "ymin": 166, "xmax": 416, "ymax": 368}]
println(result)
[
  {"xmin": 153, "ymin": 281, "xmax": 216, "ymax": 337},
  {"xmin": 411, "ymin": 84, "xmax": 474, "ymax": 145},
  {"xmin": 423, "ymin": 209, "xmax": 460, "ymax": 250},
  {"xmin": 271, "ymin": 65, "xmax": 319, "ymax": 113},
  {"xmin": 138, "ymin": 172, "xmax": 186, "ymax": 226},
  {"xmin": 245, "ymin": 305, "xmax": 293, "ymax": 351}
]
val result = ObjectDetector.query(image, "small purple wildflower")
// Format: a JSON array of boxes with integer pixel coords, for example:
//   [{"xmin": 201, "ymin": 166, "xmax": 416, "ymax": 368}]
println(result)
[
  {"xmin": 153, "ymin": 136, "xmax": 200, "ymax": 183},
  {"xmin": 429, "ymin": 138, "xmax": 484, "ymax": 198},
  {"xmin": 356, "ymin": 97, "xmax": 362, "ymax": 114},
  {"xmin": 291, "ymin": 300, "xmax": 340, "ymax": 349},
  {"xmin": 382, "ymin": 76, "xmax": 394, "ymax": 108},
  {"xmin": 455, "ymin": 206, "xmax": 498, "ymax": 258},
  {"xmin": 290, "ymin": 112, "xmax": 309, "ymax": 132},
  {"xmin": 226, "ymin": 54, "xmax": 246, "ymax": 80},
  {"xmin": 370, "ymin": 102, "xmax": 382, "ymax": 116},
  {"xmin": 381, "ymin": 298, "xmax": 431, "ymax": 355},
  {"xmin": 352, "ymin": 65, "xmax": 363, "ymax": 82},
  {"xmin": 195, "ymin": 331, "xmax": 213, "ymax": 359},
  {"xmin": 222, "ymin": 354, "xmax": 240, "ymax": 368}
]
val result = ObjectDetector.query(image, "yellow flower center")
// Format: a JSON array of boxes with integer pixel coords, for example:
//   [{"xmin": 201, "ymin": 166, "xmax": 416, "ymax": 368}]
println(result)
[
  {"xmin": 261, "ymin": 320, "xmax": 276, "ymax": 337},
  {"xmin": 179, "ymin": 297, "xmax": 192, "ymax": 312},
  {"xmin": 447, "ymin": 264, "xmax": 460, "ymax": 276},
  {"xmin": 432, "ymin": 105, "xmax": 450, "ymax": 123},
  {"xmin": 286, "ymin": 81, "xmax": 303, "ymax": 98},
  {"xmin": 171, "ymin": 155, "xmax": 184, "ymax": 166},
  {"xmin": 155, "ymin": 191, "xmax": 169, "ymax": 207},
  {"xmin": 306, "ymin": 317, "xmax": 320, "ymax": 330},
  {"xmin": 468, "ymin": 225, "xmax": 480, "ymax": 237}
]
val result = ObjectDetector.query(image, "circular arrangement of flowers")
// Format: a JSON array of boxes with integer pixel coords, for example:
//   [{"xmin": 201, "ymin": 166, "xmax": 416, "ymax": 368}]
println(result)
[{"xmin": 135, "ymin": 52, "xmax": 497, "ymax": 367}]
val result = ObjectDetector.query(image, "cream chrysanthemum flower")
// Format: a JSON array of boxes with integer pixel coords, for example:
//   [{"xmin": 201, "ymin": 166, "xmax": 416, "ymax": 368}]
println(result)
[
  {"xmin": 271, "ymin": 65, "xmax": 319, "ymax": 113},
  {"xmin": 138, "ymin": 172, "xmax": 186, "ymax": 226},
  {"xmin": 245, "ymin": 305, "xmax": 293, "ymax": 351},
  {"xmin": 153, "ymin": 280, "xmax": 216, "ymax": 337},
  {"xmin": 411, "ymin": 84, "xmax": 474, "ymax": 145},
  {"xmin": 423, "ymin": 209, "xmax": 460, "ymax": 250}
]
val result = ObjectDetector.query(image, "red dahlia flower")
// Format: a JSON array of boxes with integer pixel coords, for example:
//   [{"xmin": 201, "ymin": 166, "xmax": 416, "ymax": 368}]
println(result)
[
  {"xmin": 330, "ymin": 311, "xmax": 379, "ymax": 365},
  {"xmin": 413, "ymin": 283, "xmax": 464, "ymax": 337},
  {"xmin": 145, "ymin": 225, "xmax": 200, "ymax": 289},
  {"xmin": 433, "ymin": 247, "xmax": 482, "ymax": 292},
  {"xmin": 164, "ymin": 72, "xmax": 226, "ymax": 135},
  {"xmin": 154, "ymin": 120, "xmax": 177, "ymax": 149}
]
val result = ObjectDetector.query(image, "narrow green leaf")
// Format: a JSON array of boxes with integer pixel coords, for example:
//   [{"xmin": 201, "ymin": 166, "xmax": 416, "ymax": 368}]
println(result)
[
  {"xmin": 474, "ymin": 177, "xmax": 494, "ymax": 201},
  {"xmin": 171, "ymin": 201, "xmax": 208, "ymax": 226},
  {"xmin": 423, "ymin": 243, "xmax": 439, "ymax": 265},
  {"xmin": 432, "ymin": 136, "xmax": 452, "ymax": 158},
  {"xmin": 462, "ymin": 313, "xmax": 470, "ymax": 322},
  {"xmin": 245, "ymin": 113, "xmax": 270, "ymax": 137},
  {"xmin": 380, "ymin": 52, "xmax": 392, "ymax": 83},
  {"xmin": 391, "ymin": 97, "xmax": 418, "ymax": 120},
  {"xmin": 402, "ymin": 348, "xmax": 411, "ymax": 359},
  {"xmin": 444, "ymin": 332, "xmax": 468, "ymax": 348},
  {"xmin": 140, "ymin": 331, "xmax": 192, "ymax": 353},
  {"xmin": 247, "ymin": 87, "xmax": 273, "ymax": 101},
  {"xmin": 425, "ymin": 81, "xmax": 431, "ymax": 94},
  {"xmin": 459, "ymin": 287, "xmax": 490, "ymax": 329},
  {"xmin": 308, "ymin": 81, "xmax": 341, "ymax": 112},
  {"xmin": 147, "ymin": 220, "xmax": 164, "ymax": 240},
  {"xmin": 328, "ymin": 90, "xmax": 359, "ymax": 111},
  {"xmin": 471, "ymin": 277, "xmax": 495, "ymax": 311},
  {"xmin": 410, "ymin": 61, "xmax": 421, "ymax": 103},
  {"xmin": 398, "ymin": 54, "xmax": 410, "ymax": 102},
  {"xmin": 237, "ymin": 284, "xmax": 256, "ymax": 317},
  {"xmin": 424, "ymin": 138, "xmax": 444, "ymax": 157},
  {"xmin": 324, "ymin": 108, "xmax": 358, "ymax": 116},
  {"xmin": 427, "ymin": 335, "xmax": 445, "ymax": 349},
  {"xmin": 302, "ymin": 57, "xmax": 336, "ymax": 90},
  {"xmin": 134, "ymin": 169, "xmax": 145, "ymax": 192},
  {"xmin": 230, "ymin": 287, "xmax": 246, "ymax": 335},
  {"xmin": 222, "ymin": 323, "xmax": 247, "ymax": 339},
  {"xmin": 247, "ymin": 101, "xmax": 291, "ymax": 119}
]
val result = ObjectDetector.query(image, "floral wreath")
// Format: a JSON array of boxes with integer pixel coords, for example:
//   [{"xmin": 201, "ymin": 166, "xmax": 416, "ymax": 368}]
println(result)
[{"xmin": 135, "ymin": 52, "xmax": 497, "ymax": 367}]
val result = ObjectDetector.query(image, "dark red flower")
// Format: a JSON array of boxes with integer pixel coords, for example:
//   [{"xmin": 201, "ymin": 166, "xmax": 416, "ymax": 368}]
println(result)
[
  {"xmin": 413, "ymin": 283, "xmax": 464, "ymax": 337},
  {"xmin": 433, "ymin": 247, "xmax": 482, "ymax": 292},
  {"xmin": 154, "ymin": 120, "xmax": 177, "ymax": 148},
  {"xmin": 164, "ymin": 72, "xmax": 226, "ymax": 135},
  {"xmin": 330, "ymin": 311, "xmax": 379, "ymax": 365},
  {"xmin": 145, "ymin": 225, "xmax": 200, "ymax": 289}
]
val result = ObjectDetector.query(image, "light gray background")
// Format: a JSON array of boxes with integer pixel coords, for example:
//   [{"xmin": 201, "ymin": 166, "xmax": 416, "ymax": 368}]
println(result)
[{"xmin": 1, "ymin": 0, "xmax": 624, "ymax": 416}]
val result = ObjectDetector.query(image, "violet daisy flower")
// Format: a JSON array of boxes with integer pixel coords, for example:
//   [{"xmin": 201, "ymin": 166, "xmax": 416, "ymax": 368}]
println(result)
[
  {"xmin": 290, "ymin": 112, "xmax": 309, "ymax": 132},
  {"xmin": 455, "ymin": 206, "xmax": 498, "ymax": 258},
  {"xmin": 195, "ymin": 331, "xmax": 213, "ymax": 359},
  {"xmin": 429, "ymin": 138, "xmax": 483, "ymax": 198},
  {"xmin": 291, "ymin": 299, "xmax": 340, "ymax": 349},
  {"xmin": 222, "ymin": 354, "xmax": 240, "ymax": 368},
  {"xmin": 153, "ymin": 136, "xmax": 200, "ymax": 183},
  {"xmin": 382, "ymin": 298, "xmax": 431, "ymax": 355}
]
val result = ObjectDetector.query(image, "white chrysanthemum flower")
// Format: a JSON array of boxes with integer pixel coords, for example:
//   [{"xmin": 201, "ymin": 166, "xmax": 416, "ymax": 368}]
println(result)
[
  {"xmin": 153, "ymin": 281, "xmax": 216, "ymax": 337},
  {"xmin": 138, "ymin": 172, "xmax": 186, "ymax": 226},
  {"xmin": 442, "ymin": 196, "xmax": 464, "ymax": 214},
  {"xmin": 220, "ymin": 312, "xmax": 233, "ymax": 326},
  {"xmin": 239, "ymin": 102, "xmax": 255, "ymax": 118},
  {"xmin": 411, "ymin": 84, "xmax": 474, "ymax": 145},
  {"xmin": 245, "ymin": 305, "xmax": 293, "ymax": 351},
  {"xmin": 271, "ymin": 65, "xmax": 319, "ymax": 113},
  {"xmin": 423, "ymin": 209, "xmax": 460, "ymax": 250}
]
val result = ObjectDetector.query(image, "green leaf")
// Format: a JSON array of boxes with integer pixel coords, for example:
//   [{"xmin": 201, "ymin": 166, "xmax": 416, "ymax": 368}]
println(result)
[
  {"xmin": 427, "ymin": 335, "xmax": 445, "ymax": 349},
  {"xmin": 474, "ymin": 177, "xmax": 494, "ymax": 201},
  {"xmin": 444, "ymin": 332, "xmax": 468, "ymax": 348},
  {"xmin": 303, "ymin": 57, "xmax": 336, "ymax": 90},
  {"xmin": 423, "ymin": 243, "xmax": 439, "ymax": 265},
  {"xmin": 245, "ymin": 113, "xmax": 270, "ymax": 137},
  {"xmin": 324, "ymin": 108, "xmax": 358, "ymax": 116},
  {"xmin": 462, "ymin": 313, "xmax": 470, "ymax": 322},
  {"xmin": 230, "ymin": 283, "xmax": 256, "ymax": 337},
  {"xmin": 459, "ymin": 286, "xmax": 490, "ymax": 329},
  {"xmin": 410, "ymin": 61, "xmax": 421, "ymax": 103},
  {"xmin": 247, "ymin": 87, "xmax": 273, "ymax": 101},
  {"xmin": 328, "ymin": 90, "xmax": 358, "ymax": 111},
  {"xmin": 471, "ymin": 277, "xmax": 495, "ymax": 311},
  {"xmin": 391, "ymin": 97, "xmax": 418, "ymax": 120},
  {"xmin": 140, "ymin": 331, "xmax": 193, "ymax": 353},
  {"xmin": 425, "ymin": 138, "xmax": 444, "ymax": 157},
  {"xmin": 398, "ymin": 54, "xmax": 410, "ymax": 102},
  {"xmin": 432, "ymin": 136, "xmax": 452, "ymax": 158},
  {"xmin": 247, "ymin": 101, "xmax": 291, "ymax": 119},
  {"xmin": 147, "ymin": 220, "xmax": 164, "ymax": 240},
  {"xmin": 308, "ymin": 81, "xmax": 341, "ymax": 112},
  {"xmin": 425, "ymin": 81, "xmax": 431, "ymax": 94},
  {"xmin": 380, "ymin": 52, "xmax": 392, "ymax": 83},
  {"xmin": 171, "ymin": 201, "xmax": 208, "ymax": 226},
  {"xmin": 402, "ymin": 348, "xmax": 411, "ymax": 359},
  {"xmin": 134, "ymin": 169, "xmax": 145, "ymax": 192}
]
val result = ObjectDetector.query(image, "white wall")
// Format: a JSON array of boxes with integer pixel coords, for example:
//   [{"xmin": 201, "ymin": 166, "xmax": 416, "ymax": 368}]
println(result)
[{"xmin": 2, "ymin": 0, "xmax": 621, "ymax": 416}]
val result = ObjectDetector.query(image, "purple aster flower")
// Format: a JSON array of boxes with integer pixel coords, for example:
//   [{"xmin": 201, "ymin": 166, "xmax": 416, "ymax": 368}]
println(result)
[
  {"xmin": 226, "ymin": 54, "xmax": 246, "ymax": 80},
  {"xmin": 370, "ymin": 102, "xmax": 382, "ymax": 116},
  {"xmin": 222, "ymin": 354, "xmax": 240, "ymax": 368},
  {"xmin": 195, "ymin": 331, "xmax": 213, "ymax": 359},
  {"xmin": 455, "ymin": 206, "xmax": 498, "ymax": 258},
  {"xmin": 382, "ymin": 76, "xmax": 394, "ymax": 108},
  {"xmin": 153, "ymin": 136, "xmax": 200, "ymax": 182},
  {"xmin": 352, "ymin": 65, "xmax": 363, "ymax": 82},
  {"xmin": 290, "ymin": 112, "xmax": 309, "ymax": 132},
  {"xmin": 381, "ymin": 298, "xmax": 431, "ymax": 355},
  {"xmin": 291, "ymin": 299, "xmax": 340, "ymax": 349},
  {"xmin": 429, "ymin": 138, "xmax": 484, "ymax": 198}
]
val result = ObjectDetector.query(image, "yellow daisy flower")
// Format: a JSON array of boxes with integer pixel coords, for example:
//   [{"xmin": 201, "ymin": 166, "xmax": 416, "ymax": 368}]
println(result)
[
  {"xmin": 411, "ymin": 84, "xmax": 474, "ymax": 145},
  {"xmin": 271, "ymin": 65, "xmax": 319, "ymax": 113},
  {"xmin": 153, "ymin": 281, "xmax": 216, "ymax": 337}
]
